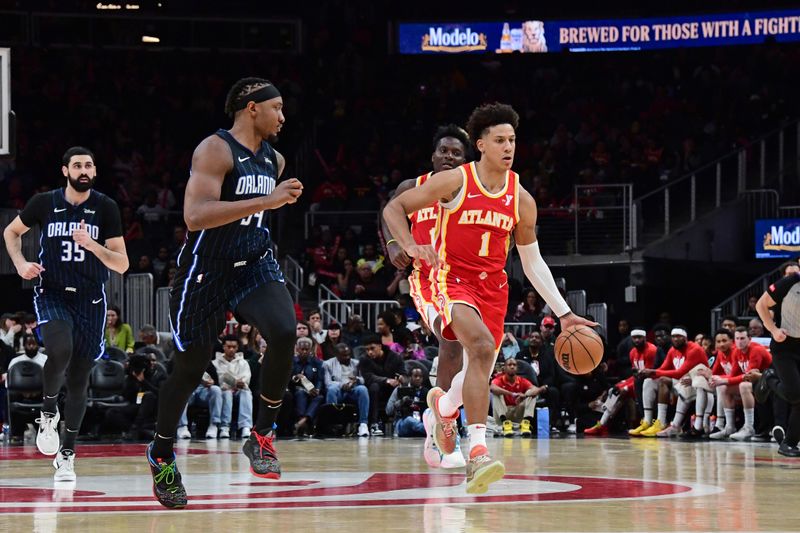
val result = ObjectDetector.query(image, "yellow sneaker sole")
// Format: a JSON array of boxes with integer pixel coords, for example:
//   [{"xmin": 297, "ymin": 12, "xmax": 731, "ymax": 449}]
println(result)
[{"xmin": 466, "ymin": 460, "xmax": 505, "ymax": 495}]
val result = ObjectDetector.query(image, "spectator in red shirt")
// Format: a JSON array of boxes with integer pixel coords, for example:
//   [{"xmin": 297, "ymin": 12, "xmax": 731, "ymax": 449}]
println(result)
[
  {"xmin": 490, "ymin": 358, "xmax": 543, "ymax": 438},
  {"xmin": 707, "ymin": 327, "xmax": 773, "ymax": 441},
  {"xmin": 630, "ymin": 327, "xmax": 708, "ymax": 438},
  {"xmin": 585, "ymin": 329, "xmax": 657, "ymax": 436}
]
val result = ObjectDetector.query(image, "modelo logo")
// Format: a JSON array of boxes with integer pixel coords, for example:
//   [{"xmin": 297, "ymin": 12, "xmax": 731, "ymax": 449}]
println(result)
[
  {"xmin": 422, "ymin": 27, "xmax": 487, "ymax": 52},
  {"xmin": 763, "ymin": 224, "xmax": 800, "ymax": 252}
]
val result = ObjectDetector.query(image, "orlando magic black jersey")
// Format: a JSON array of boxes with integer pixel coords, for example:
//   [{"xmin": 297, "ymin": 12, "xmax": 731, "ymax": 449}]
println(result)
[
  {"xmin": 182, "ymin": 129, "xmax": 279, "ymax": 261},
  {"xmin": 19, "ymin": 188, "xmax": 123, "ymax": 289}
]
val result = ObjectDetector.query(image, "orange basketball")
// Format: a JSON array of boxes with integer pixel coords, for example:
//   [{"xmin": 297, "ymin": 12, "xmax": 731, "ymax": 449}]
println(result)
[{"xmin": 554, "ymin": 325, "xmax": 604, "ymax": 375}]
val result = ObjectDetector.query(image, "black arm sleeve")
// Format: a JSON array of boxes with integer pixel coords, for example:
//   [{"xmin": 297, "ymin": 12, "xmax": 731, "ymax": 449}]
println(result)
[
  {"xmin": 18, "ymin": 193, "xmax": 50, "ymax": 228},
  {"xmin": 100, "ymin": 197, "xmax": 124, "ymax": 241},
  {"xmin": 767, "ymin": 274, "xmax": 800, "ymax": 305}
]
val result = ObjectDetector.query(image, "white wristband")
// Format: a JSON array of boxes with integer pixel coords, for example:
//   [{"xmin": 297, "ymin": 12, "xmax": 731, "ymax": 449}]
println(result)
[{"xmin": 517, "ymin": 241, "xmax": 571, "ymax": 317}]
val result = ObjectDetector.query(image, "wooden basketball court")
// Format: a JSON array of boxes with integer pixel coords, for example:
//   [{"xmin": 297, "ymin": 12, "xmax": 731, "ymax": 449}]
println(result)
[{"xmin": 1, "ymin": 436, "xmax": 797, "ymax": 531}]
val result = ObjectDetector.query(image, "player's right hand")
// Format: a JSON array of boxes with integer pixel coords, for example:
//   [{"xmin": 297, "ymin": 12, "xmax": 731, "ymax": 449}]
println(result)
[
  {"xmin": 772, "ymin": 327, "xmax": 788, "ymax": 343},
  {"xmin": 387, "ymin": 242, "xmax": 412, "ymax": 269},
  {"xmin": 406, "ymin": 244, "xmax": 441, "ymax": 268},
  {"xmin": 269, "ymin": 178, "xmax": 304, "ymax": 207},
  {"xmin": 15, "ymin": 261, "xmax": 45, "ymax": 280}
]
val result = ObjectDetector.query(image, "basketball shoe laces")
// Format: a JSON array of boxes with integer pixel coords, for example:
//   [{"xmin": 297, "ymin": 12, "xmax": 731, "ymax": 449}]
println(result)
[
  {"xmin": 154, "ymin": 460, "xmax": 178, "ymax": 492},
  {"xmin": 254, "ymin": 431, "xmax": 277, "ymax": 460}
]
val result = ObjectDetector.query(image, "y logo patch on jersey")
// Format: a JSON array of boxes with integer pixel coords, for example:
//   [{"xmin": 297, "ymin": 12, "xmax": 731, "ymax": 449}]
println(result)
[
  {"xmin": 54, "ymin": 208, "xmax": 67, "ymax": 213},
  {"xmin": 504, "ymin": 194, "xmax": 513, "ymax": 206}
]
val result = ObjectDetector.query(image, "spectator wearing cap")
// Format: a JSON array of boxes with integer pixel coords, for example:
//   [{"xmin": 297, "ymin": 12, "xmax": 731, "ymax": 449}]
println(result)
[
  {"xmin": 540, "ymin": 316, "xmax": 557, "ymax": 349},
  {"xmin": 347, "ymin": 259, "xmax": 404, "ymax": 300}
]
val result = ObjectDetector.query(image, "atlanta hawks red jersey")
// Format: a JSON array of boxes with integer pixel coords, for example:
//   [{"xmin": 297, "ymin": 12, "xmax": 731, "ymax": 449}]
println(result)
[
  {"xmin": 711, "ymin": 348, "xmax": 739, "ymax": 376},
  {"xmin": 409, "ymin": 172, "xmax": 439, "ymax": 278},
  {"xmin": 408, "ymin": 172, "xmax": 440, "ymax": 326},
  {"xmin": 723, "ymin": 343, "xmax": 773, "ymax": 386},
  {"xmin": 434, "ymin": 162, "xmax": 520, "ymax": 277},
  {"xmin": 431, "ymin": 162, "xmax": 520, "ymax": 349}
]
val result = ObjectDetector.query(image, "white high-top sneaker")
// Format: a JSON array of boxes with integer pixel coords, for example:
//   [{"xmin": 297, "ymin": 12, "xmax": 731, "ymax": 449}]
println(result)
[
  {"xmin": 53, "ymin": 449, "xmax": 76, "ymax": 482},
  {"xmin": 730, "ymin": 425, "xmax": 755, "ymax": 441}
]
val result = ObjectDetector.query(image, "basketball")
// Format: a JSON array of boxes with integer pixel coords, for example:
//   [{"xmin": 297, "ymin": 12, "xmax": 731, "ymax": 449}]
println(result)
[{"xmin": 554, "ymin": 325, "xmax": 604, "ymax": 375}]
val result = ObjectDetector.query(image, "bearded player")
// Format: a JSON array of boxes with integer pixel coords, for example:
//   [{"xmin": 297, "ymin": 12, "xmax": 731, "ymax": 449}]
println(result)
[
  {"xmin": 384, "ymin": 102, "xmax": 594, "ymax": 493},
  {"xmin": 380, "ymin": 124, "xmax": 471, "ymax": 469}
]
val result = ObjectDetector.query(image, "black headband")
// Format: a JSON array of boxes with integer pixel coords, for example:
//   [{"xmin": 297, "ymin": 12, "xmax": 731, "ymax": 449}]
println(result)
[{"xmin": 233, "ymin": 84, "xmax": 281, "ymax": 111}]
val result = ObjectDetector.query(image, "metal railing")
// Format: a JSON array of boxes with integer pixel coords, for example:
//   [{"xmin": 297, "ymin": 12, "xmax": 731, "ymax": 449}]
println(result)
[
  {"xmin": 536, "ymin": 184, "xmax": 634, "ymax": 255},
  {"xmin": 635, "ymin": 120, "xmax": 799, "ymax": 247},
  {"xmin": 587, "ymin": 303, "xmax": 608, "ymax": 336},
  {"xmin": 304, "ymin": 210, "xmax": 378, "ymax": 240},
  {"xmin": 567, "ymin": 290, "xmax": 587, "ymax": 317},
  {"xmin": 319, "ymin": 299, "xmax": 400, "ymax": 331},
  {"xmin": 282, "ymin": 254, "xmax": 304, "ymax": 303},
  {"xmin": 504, "ymin": 322, "xmax": 538, "ymax": 339},
  {"xmin": 155, "ymin": 287, "xmax": 171, "ymax": 333},
  {"xmin": 105, "ymin": 271, "xmax": 125, "ymax": 310},
  {"xmin": 710, "ymin": 267, "xmax": 783, "ymax": 334},
  {"xmin": 124, "ymin": 273, "xmax": 153, "ymax": 335},
  {"xmin": 779, "ymin": 205, "xmax": 800, "ymax": 218}
]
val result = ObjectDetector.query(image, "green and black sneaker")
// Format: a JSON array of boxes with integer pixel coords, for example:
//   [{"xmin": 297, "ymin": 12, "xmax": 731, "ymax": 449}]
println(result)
[
  {"xmin": 146, "ymin": 441, "xmax": 187, "ymax": 509},
  {"xmin": 242, "ymin": 429, "xmax": 281, "ymax": 479}
]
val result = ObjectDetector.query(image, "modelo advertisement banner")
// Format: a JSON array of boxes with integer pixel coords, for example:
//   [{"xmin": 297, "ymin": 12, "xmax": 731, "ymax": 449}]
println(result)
[
  {"xmin": 397, "ymin": 9, "xmax": 800, "ymax": 54},
  {"xmin": 755, "ymin": 218, "xmax": 800, "ymax": 259}
]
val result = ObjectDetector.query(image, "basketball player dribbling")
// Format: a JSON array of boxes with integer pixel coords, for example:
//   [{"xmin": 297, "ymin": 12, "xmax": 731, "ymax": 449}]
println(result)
[
  {"xmin": 4, "ymin": 146, "xmax": 129, "ymax": 482},
  {"xmin": 146, "ymin": 77, "xmax": 303, "ymax": 508},
  {"xmin": 380, "ymin": 124, "xmax": 471, "ymax": 469},
  {"xmin": 383, "ymin": 103, "xmax": 595, "ymax": 493}
]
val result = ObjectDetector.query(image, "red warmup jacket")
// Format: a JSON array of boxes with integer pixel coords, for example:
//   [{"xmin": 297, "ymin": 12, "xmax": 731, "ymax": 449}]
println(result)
[
  {"xmin": 629, "ymin": 342, "xmax": 658, "ymax": 371},
  {"xmin": 720, "ymin": 343, "xmax": 773, "ymax": 386},
  {"xmin": 710, "ymin": 348, "xmax": 740, "ymax": 376},
  {"xmin": 654, "ymin": 341, "xmax": 708, "ymax": 379}
]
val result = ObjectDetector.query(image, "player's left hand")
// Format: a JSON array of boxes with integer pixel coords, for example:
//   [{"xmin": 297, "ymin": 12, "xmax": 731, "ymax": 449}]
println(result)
[
  {"xmin": 557, "ymin": 312, "xmax": 599, "ymax": 332},
  {"xmin": 71, "ymin": 219, "xmax": 96, "ymax": 251}
]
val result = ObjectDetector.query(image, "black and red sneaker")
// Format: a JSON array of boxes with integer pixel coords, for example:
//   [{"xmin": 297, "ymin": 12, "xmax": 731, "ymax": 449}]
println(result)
[
  {"xmin": 145, "ymin": 441, "xmax": 187, "ymax": 509},
  {"xmin": 242, "ymin": 429, "xmax": 281, "ymax": 479}
]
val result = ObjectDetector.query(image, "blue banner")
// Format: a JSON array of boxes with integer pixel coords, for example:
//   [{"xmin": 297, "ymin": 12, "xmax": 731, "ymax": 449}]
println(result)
[
  {"xmin": 755, "ymin": 219, "xmax": 800, "ymax": 259},
  {"xmin": 398, "ymin": 10, "xmax": 800, "ymax": 54}
]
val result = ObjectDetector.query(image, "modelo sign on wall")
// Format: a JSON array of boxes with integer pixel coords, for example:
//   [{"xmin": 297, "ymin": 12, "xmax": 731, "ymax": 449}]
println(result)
[
  {"xmin": 755, "ymin": 218, "xmax": 800, "ymax": 259},
  {"xmin": 397, "ymin": 9, "xmax": 800, "ymax": 54}
]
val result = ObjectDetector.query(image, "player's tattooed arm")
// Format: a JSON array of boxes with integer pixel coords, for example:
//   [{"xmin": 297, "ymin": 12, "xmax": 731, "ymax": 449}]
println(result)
[{"xmin": 184, "ymin": 136, "xmax": 302, "ymax": 231}]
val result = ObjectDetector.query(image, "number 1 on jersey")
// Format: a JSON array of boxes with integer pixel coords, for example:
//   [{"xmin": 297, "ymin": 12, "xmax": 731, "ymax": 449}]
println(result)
[{"xmin": 479, "ymin": 231, "xmax": 491, "ymax": 257}]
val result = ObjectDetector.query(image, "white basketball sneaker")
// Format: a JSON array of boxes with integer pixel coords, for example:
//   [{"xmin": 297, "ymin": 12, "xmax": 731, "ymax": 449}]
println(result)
[
  {"xmin": 53, "ymin": 449, "xmax": 76, "ymax": 482},
  {"xmin": 440, "ymin": 433, "xmax": 466, "ymax": 469},
  {"xmin": 36, "ymin": 409, "xmax": 61, "ymax": 456},
  {"xmin": 422, "ymin": 409, "xmax": 442, "ymax": 468}
]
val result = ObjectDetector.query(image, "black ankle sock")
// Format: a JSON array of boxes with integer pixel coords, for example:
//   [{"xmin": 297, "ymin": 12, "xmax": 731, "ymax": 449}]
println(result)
[
  {"xmin": 62, "ymin": 428, "xmax": 78, "ymax": 451},
  {"xmin": 151, "ymin": 433, "xmax": 175, "ymax": 459},
  {"xmin": 42, "ymin": 395, "xmax": 58, "ymax": 415},
  {"xmin": 256, "ymin": 399, "xmax": 282, "ymax": 433}
]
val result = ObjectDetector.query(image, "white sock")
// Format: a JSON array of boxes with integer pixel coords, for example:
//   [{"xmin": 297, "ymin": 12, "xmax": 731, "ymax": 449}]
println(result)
[
  {"xmin": 599, "ymin": 410, "xmax": 611, "ymax": 426},
  {"xmin": 437, "ymin": 349, "xmax": 468, "ymax": 417},
  {"xmin": 694, "ymin": 415, "xmax": 704, "ymax": 430},
  {"xmin": 672, "ymin": 411, "xmax": 686, "ymax": 428},
  {"xmin": 724, "ymin": 409, "xmax": 735, "ymax": 430},
  {"xmin": 700, "ymin": 414, "xmax": 709, "ymax": 430},
  {"xmin": 657, "ymin": 403, "xmax": 668, "ymax": 425},
  {"xmin": 644, "ymin": 409, "xmax": 653, "ymax": 424},
  {"xmin": 744, "ymin": 408, "xmax": 754, "ymax": 428},
  {"xmin": 467, "ymin": 424, "xmax": 487, "ymax": 455}
]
